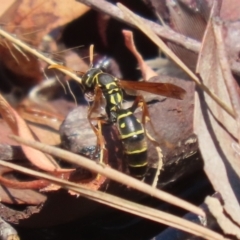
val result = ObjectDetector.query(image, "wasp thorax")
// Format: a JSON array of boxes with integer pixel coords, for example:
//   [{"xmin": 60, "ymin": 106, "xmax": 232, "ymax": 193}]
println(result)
[{"xmin": 81, "ymin": 68, "xmax": 102, "ymax": 90}]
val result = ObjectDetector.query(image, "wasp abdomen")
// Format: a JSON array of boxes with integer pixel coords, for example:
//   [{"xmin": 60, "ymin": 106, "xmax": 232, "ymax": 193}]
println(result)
[
  {"xmin": 116, "ymin": 109, "xmax": 148, "ymax": 178},
  {"xmin": 123, "ymin": 136, "xmax": 148, "ymax": 178}
]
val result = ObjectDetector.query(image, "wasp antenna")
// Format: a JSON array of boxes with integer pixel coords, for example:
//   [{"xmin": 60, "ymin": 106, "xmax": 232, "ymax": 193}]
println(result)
[
  {"xmin": 54, "ymin": 71, "xmax": 67, "ymax": 94},
  {"xmin": 66, "ymin": 81, "xmax": 77, "ymax": 106},
  {"xmin": 89, "ymin": 44, "xmax": 94, "ymax": 68},
  {"xmin": 3, "ymin": 40, "xmax": 19, "ymax": 64}
]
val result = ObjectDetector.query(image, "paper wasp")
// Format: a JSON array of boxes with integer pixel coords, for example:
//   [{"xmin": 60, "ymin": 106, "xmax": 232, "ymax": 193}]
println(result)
[{"xmin": 49, "ymin": 45, "xmax": 186, "ymax": 179}]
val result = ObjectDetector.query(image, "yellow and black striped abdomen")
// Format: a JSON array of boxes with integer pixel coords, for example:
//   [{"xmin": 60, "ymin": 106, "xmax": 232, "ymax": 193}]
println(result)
[{"xmin": 116, "ymin": 109, "xmax": 148, "ymax": 178}]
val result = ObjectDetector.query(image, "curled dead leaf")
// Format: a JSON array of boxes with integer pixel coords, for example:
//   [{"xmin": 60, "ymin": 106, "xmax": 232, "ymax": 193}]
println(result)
[
  {"xmin": 0, "ymin": 94, "xmax": 73, "ymax": 173},
  {"xmin": 194, "ymin": 1, "xmax": 240, "ymax": 226}
]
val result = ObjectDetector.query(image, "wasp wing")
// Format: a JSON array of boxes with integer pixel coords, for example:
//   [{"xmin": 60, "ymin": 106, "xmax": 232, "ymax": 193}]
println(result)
[{"xmin": 118, "ymin": 80, "xmax": 186, "ymax": 100}]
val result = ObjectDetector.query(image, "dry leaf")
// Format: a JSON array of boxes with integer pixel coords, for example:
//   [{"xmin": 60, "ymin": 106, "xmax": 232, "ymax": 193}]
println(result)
[
  {"xmin": 0, "ymin": 185, "xmax": 46, "ymax": 205},
  {"xmin": 17, "ymin": 105, "xmax": 64, "ymax": 145},
  {"xmin": 221, "ymin": 0, "xmax": 240, "ymax": 21},
  {"xmin": 194, "ymin": 3, "xmax": 240, "ymax": 225},
  {"xmin": 0, "ymin": 0, "xmax": 89, "ymax": 45},
  {"xmin": 0, "ymin": 0, "xmax": 89, "ymax": 86},
  {"xmin": 0, "ymin": 1, "xmax": 15, "ymax": 17},
  {"xmin": 0, "ymin": 94, "xmax": 72, "ymax": 172},
  {"xmin": 27, "ymin": 124, "xmax": 61, "ymax": 145},
  {"xmin": 205, "ymin": 196, "xmax": 240, "ymax": 238},
  {"xmin": 0, "ymin": 119, "xmax": 17, "ymax": 145}
]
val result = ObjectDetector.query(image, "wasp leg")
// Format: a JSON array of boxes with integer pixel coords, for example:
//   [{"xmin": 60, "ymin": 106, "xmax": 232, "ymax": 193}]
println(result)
[
  {"xmin": 130, "ymin": 95, "xmax": 152, "ymax": 128},
  {"xmin": 145, "ymin": 130, "xmax": 163, "ymax": 188},
  {"xmin": 87, "ymin": 86, "xmax": 108, "ymax": 166},
  {"xmin": 97, "ymin": 119, "xmax": 108, "ymax": 166},
  {"xmin": 87, "ymin": 110, "xmax": 107, "ymax": 165},
  {"xmin": 129, "ymin": 95, "xmax": 148, "ymax": 124},
  {"xmin": 92, "ymin": 118, "xmax": 108, "ymax": 180},
  {"xmin": 87, "ymin": 106, "xmax": 108, "ymax": 181}
]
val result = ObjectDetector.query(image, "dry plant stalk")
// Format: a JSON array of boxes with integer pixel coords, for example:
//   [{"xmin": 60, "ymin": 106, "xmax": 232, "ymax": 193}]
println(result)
[
  {"xmin": 10, "ymin": 134, "xmax": 204, "ymax": 217},
  {"xmin": 0, "ymin": 159, "xmax": 226, "ymax": 240}
]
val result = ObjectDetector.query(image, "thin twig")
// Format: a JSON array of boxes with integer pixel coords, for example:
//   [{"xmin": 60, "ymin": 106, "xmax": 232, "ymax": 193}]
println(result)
[
  {"xmin": 0, "ymin": 160, "xmax": 226, "ymax": 240},
  {"xmin": 10, "ymin": 134, "xmax": 205, "ymax": 217}
]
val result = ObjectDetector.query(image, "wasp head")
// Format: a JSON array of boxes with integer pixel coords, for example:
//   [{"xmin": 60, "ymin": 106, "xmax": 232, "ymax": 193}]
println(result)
[{"xmin": 81, "ymin": 68, "xmax": 102, "ymax": 91}]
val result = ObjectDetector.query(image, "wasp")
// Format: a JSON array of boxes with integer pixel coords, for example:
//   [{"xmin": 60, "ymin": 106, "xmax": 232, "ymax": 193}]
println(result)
[{"xmin": 49, "ymin": 45, "xmax": 186, "ymax": 178}]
